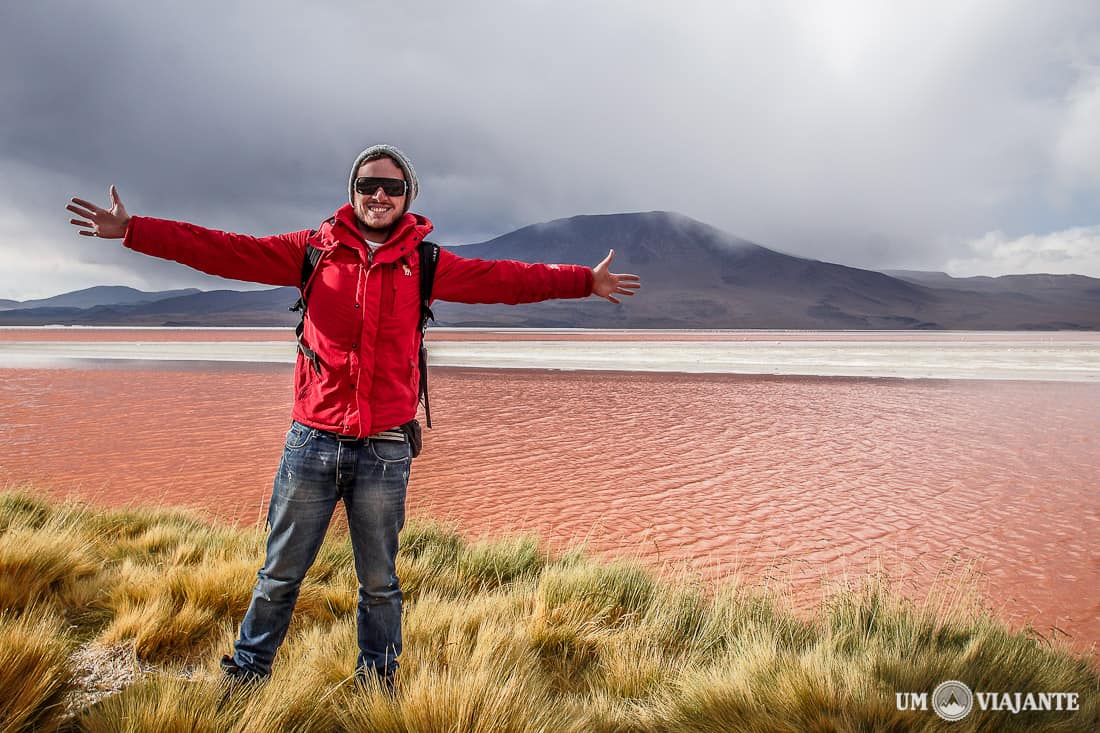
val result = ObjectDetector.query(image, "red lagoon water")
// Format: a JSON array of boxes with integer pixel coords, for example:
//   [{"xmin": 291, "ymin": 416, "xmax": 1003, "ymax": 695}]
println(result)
[{"xmin": 1, "ymin": 364, "xmax": 1097, "ymax": 653}]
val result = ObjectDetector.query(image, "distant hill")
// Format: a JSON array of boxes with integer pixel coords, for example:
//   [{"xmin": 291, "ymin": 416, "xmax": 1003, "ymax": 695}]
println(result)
[
  {"xmin": 1, "ymin": 212, "xmax": 1098, "ymax": 329},
  {"xmin": 0, "ymin": 285, "xmax": 201, "ymax": 312},
  {"xmin": 0, "ymin": 288, "xmax": 300, "ymax": 327},
  {"xmin": 885, "ymin": 269, "xmax": 1100, "ymax": 294}
]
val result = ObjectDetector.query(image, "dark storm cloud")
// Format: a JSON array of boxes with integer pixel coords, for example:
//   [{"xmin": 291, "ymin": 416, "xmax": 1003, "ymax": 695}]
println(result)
[{"xmin": 2, "ymin": 1, "xmax": 1100, "ymax": 298}]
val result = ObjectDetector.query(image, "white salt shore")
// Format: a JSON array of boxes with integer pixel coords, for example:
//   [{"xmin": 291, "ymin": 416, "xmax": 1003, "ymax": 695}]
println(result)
[{"xmin": 2, "ymin": 334, "xmax": 1100, "ymax": 382}]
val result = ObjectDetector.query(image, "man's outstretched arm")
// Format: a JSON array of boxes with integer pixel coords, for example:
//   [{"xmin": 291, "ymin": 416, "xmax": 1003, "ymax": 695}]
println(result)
[
  {"xmin": 432, "ymin": 247, "xmax": 640, "ymax": 305},
  {"xmin": 67, "ymin": 186, "xmax": 309, "ymax": 287}
]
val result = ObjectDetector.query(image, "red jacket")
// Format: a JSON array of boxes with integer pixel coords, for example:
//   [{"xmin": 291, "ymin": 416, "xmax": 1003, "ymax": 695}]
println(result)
[{"xmin": 124, "ymin": 204, "xmax": 593, "ymax": 436}]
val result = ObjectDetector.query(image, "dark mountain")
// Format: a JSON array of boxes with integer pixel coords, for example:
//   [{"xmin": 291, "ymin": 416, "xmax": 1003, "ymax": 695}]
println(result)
[
  {"xmin": 0, "ymin": 285, "xmax": 202, "ymax": 311},
  {"xmin": 433, "ymin": 211, "xmax": 937, "ymax": 328},
  {"xmin": 2, "ymin": 212, "xmax": 1098, "ymax": 329}
]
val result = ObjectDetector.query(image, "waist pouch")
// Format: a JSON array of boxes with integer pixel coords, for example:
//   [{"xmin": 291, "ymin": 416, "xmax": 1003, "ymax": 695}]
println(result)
[{"xmin": 398, "ymin": 419, "xmax": 423, "ymax": 458}]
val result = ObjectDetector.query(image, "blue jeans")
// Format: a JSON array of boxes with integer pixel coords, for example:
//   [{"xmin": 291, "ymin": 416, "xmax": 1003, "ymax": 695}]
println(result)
[{"xmin": 231, "ymin": 421, "xmax": 411, "ymax": 678}]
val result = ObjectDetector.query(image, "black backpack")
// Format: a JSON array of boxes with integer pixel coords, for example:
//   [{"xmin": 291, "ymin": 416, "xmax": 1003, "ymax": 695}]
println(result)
[{"xmin": 290, "ymin": 238, "xmax": 441, "ymax": 428}]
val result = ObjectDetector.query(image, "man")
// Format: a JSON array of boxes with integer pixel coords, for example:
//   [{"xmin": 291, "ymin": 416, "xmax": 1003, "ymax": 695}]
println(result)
[{"xmin": 66, "ymin": 144, "xmax": 640, "ymax": 689}]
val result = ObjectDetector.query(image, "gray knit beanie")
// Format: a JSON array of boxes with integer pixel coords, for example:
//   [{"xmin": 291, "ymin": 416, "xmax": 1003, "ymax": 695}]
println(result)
[{"xmin": 348, "ymin": 144, "xmax": 419, "ymax": 211}]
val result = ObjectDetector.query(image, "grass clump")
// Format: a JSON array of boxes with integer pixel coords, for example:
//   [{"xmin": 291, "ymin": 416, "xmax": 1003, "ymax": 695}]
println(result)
[
  {"xmin": 77, "ymin": 676, "xmax": 228, "ymax": 733},
  {"xmin": 0, "ymin": 490, "xmax": 1097, "ymax": 732},
  {"xmin": 0, "ymin": 609, "xmax": 76, "ymax": 732},
  {"xmin": 0, "ymin": 523, "xmax": 100, "ymax": 613}
]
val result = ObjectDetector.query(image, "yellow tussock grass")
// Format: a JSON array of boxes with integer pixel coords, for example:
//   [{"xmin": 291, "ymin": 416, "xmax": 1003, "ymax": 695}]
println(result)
[
  {"xmin": 0, "ymin": 608, "xmax": 75, "ymax": 732},
  {"xmin": 0, "ymin": 491, "xmax": 1096, "ymax": 732}
]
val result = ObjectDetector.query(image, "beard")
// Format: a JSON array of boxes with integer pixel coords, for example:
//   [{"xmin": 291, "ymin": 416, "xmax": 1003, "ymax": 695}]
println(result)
[{"xmin": 353, "ymin": 201, "xmax": 404, "ymax": 241}]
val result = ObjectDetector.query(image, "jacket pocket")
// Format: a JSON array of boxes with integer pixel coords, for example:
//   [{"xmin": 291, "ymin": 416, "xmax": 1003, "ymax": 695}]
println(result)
[{"xmin": 294, "ymin": 356, "xmax": 315, "ymax": 400}]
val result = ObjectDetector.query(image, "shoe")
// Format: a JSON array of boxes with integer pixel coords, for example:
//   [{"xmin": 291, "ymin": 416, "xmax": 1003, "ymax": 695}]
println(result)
[
  {"xmin": 353, "ymin": 666, "xmax": 396, "ymax": 695},
  {"xmin": 219, "ymin": 654, "xmax": 268, "ymax": 688},
  {"xmin": 218, "ymin": 654, "xmax": 268, "ymax": 708}
]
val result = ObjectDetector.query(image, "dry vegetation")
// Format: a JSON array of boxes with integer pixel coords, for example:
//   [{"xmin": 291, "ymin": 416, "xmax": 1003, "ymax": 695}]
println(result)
[{"xmin": 0, "ymin": 490, "xmax": 1096, "ymax": 732}]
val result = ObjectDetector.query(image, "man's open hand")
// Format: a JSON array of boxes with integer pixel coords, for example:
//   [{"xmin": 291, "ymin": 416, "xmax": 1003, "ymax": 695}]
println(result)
[
  {"xmin": 591, "ymin": 249, "xmax": 640, "ymax": 304},
  {"xmin": 67, "ymin": 185, "xmax": 130, "ymax": 239}
]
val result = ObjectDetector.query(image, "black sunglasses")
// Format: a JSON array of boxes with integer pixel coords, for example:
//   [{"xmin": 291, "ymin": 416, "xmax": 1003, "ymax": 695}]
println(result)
[{"xmin": 354, "ymin": 177, "xmax": 408, "ymax": 197}]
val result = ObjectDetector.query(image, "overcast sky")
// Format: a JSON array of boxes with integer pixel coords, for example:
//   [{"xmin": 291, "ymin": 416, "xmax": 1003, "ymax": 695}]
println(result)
[{"xmin": 2, "ymin": 1, "xmax": 1099, "ymax": 300}]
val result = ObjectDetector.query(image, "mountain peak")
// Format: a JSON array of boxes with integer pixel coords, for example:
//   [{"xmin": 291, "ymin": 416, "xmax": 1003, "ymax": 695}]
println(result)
[{"xmin": 457, "ymin": 210, "xmax": 763, "ymax": 271}]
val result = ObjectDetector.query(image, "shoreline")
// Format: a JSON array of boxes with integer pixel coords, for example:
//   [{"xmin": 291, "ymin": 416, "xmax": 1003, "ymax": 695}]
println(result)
[
  {"xmin": 0, "ymin": 359, "xmax": 1093, "ymax": 389},
  {"xmin": 2, "ymin": 336, "xmax": 1100, "ymax": 381}
]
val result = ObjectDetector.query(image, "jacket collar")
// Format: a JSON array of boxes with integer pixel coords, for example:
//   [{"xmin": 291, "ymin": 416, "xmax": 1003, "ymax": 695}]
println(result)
[{"xmin": 325, "ymin": 204, "xmax": 434, "ymax": 263}]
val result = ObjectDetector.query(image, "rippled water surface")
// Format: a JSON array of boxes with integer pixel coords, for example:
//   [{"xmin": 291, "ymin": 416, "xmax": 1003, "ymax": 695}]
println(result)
[{"xmin": 1, "ymin": 331, "xmax": 1097, "ymax": 653}]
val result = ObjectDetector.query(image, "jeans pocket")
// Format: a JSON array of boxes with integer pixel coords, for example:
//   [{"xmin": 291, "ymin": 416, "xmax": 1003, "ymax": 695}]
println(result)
[
  {"xmin": 369, "ymin": 439, "xmax": 411, "ymax": 464},
  {"xmin": 285, "ymin": 422, "xmax": 313, "ymax": 450}
]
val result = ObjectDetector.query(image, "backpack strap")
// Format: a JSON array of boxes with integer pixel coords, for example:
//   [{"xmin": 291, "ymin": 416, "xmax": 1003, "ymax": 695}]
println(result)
[
  {"xmin": 289, "ymin": 225, "xmax": 330, "ymax": 376},
  {"xmin": 417, "ymin": 240, "xmax": 440, "ymax": 428}
]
